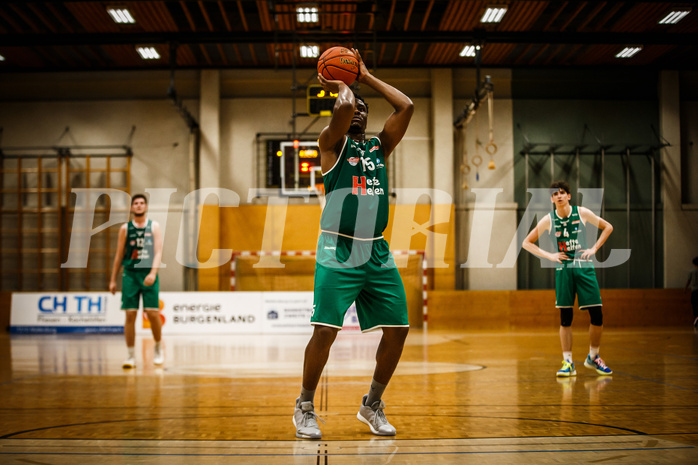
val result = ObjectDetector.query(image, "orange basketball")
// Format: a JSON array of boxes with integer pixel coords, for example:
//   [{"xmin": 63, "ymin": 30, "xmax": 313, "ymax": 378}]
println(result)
[{"xmin": 317, "ymin": 46, "xmax": 359, "ymax": 86}]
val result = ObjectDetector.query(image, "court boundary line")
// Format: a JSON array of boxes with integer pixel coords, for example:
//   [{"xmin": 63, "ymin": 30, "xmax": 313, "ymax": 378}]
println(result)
[{"xmin": 0, "ymin": 445, "xmax": 694, "ymax": 458}]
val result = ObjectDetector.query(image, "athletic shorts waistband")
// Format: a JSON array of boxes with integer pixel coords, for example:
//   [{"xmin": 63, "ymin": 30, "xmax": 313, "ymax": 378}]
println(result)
[
  {"xmin": 320, "ymin": 230, "xmax": 384, "ymax": 241},
  {"xmin": 558, "ymin": 258, "xmax": 593, "ymax": 268}
]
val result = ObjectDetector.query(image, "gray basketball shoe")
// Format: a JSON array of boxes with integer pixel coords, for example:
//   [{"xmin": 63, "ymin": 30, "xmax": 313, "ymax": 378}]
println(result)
[
  {"xmin": 356, "ymin": 394, "xmax": 396, "ymax": 436},
  {"xmin": 293, "ymin": 397, "xmax": 322, "ymax": 439}
]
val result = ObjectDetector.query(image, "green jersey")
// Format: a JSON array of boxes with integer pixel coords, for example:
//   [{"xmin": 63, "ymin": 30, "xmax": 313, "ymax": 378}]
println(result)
[
  {"xmin": 122, "ymin": 219, "xmax": 154, "ymax": 270},
  {"xmin": 549, "ymin": 205, "xmax": 588, "ymax": 260},
  {"xmin": 320, "ymin": 136, "xmax": 389, "ymax": 239}
]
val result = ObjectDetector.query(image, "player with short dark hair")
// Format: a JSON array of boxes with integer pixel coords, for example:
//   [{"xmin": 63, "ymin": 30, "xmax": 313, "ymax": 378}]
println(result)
[
  {"xmin": 293, "ymin": 48, "xmax": 413, "ymax": 439},
  {"xmin": 522, "ymin": 181, "xmax": 614, "ymax": 377},
  {"xmin": 109, "ymin": 194, "xmax": 164, "ymax": 368}
]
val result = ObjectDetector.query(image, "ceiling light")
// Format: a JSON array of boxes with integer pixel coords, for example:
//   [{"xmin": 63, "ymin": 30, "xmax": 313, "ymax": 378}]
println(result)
[
  {"xmin": 615, "ymin": 46, "xmax": 642, "ymax": 58},
  {"xmin": 658, "ymin": 9, "xmax": 691, "ymax": 24},
  {"xmin": 107, "ymin": 7, "xmax": 135, "ymax": 24},
  {"xmin": 459, "ymin": 45, "xmax": 478, "ymax": 57},
  {"xmin": 0, "ymin": 55, "xmax": 5, "ymax": 61},
  {"xmin": 297, "ymin": 6, "xmax": 319, "ymax": 23},
  {"xmin": 300, "ymin": 44, "xmax": 319, "ymax": 58},
  {"xmin": 481, "ymin": 6, "xmax": 507, "ymax": 23},
  {"xmin": 136, "ymin": 46, "xmax": 160, "ymax": 60}
]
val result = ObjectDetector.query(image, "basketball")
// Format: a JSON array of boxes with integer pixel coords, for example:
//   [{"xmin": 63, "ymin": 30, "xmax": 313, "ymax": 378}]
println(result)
[{"xmin": 317, "ymin": 46, "xmax": 359, "ymax": 86}]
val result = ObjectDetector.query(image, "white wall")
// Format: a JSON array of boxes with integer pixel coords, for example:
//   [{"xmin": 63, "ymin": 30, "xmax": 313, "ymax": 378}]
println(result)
[
  {"xmin": 1, "ymin": 67, "xmax": 694, "ymax": 289},
  {"xmin": 451, "ymin": 69, "xmax": 517, "ymax": 289},
  {"xmin": 660, "ymin": 72, "xmax": 698, "ymax": 288},
  {"xmin": 0, "ymin": 98, "xmax": 194, "ymax": 291},
  {"xmin": 681, "ymin": 100, "xmax": 698, "ymax": 204}
]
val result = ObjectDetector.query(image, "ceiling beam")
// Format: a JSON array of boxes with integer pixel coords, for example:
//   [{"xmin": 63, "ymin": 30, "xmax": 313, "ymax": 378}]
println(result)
[{"xmin": 2, "ymin": 31, "xmax": 696, "ymax": 47}]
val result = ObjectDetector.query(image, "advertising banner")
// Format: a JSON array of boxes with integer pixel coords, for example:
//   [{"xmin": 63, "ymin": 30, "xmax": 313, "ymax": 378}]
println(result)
[
  {"xmin": 139, "ymin": 292, "xmax": 263, "ymax": 335},
  {"xmin": 260, "ymin": 293, "xmax": 360, "ymax": 333},
  {"xmin": 10, "ymin": 293, "xmax": 123, "ymax": 334},
  {"xmin": 261, "ymin": 292, "xmax": 315, "ymax": 334},
  {"xmin": 11, "ymin": 292, "xmax": 361, "ymax": 335}
]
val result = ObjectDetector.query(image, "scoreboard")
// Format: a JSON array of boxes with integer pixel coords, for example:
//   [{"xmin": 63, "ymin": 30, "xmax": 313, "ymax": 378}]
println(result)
[{"xmin": 307, "ymin": 84, "xmax": 336, "ymax": 116}]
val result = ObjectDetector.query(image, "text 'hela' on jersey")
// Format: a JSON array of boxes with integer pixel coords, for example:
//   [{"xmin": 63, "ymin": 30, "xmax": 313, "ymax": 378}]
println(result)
[
  {"xmin": 123, "ymin": 219, "xmax": 154, "ymax": 270},
  {"xmin": 320, "ymin": 136, "xmax": 389, "ymax": 239},
  {"xmin": 549, "ymin": 205, "xmax": 588, "ymax": 259}
]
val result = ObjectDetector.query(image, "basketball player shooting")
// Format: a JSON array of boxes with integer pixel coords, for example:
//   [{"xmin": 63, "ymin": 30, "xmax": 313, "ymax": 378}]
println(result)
[{"xmin": 293, "ymin": 48, "xmax": 414, "ymax": 439}]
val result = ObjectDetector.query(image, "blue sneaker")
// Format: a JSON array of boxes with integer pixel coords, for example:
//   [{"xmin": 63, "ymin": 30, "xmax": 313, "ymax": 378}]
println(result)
[
  {"xmin": 556, "ymin": 360, "xmax": 576, "ymax": 377},
  {"xmin": 584, "ymin": 354, "xmax": 613, "ymax": 375}
]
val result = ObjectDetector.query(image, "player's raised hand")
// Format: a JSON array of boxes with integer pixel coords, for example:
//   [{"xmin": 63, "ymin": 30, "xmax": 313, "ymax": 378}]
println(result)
[
  {"xmin": 317, "ymin": 73, "xmax": 345, "ymax": 93},
  {"xmin": 352, "ymin": 49, "xmax": 370, "ymax": 82}
]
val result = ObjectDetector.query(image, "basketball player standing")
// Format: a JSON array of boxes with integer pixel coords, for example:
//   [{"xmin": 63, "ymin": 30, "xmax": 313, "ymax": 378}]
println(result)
[
  {"xmin": 109, "ymin": 194, "xmax": 164, "ymax": 368},
  {"xmin": 293, "ymin": 49, "xmax": 413, "ymax": 439},
  {"xmin": 522, "ymin": 181, "xmax": 614, "ymax": 377}
]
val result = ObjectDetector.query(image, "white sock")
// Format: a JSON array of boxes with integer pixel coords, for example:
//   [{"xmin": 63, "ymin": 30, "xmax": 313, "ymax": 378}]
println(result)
[
  {"xmin": 127, "ymin": 347, "xmax": 135, "ymax": 358},
  {"xmin": 563, "ymin": 351, "xmax": 573, "ymax": 363},
  {"xmin": 155, "ymin": 341, "xmax": 162, "ymax": 351},
  {"xmin": 589, "ymin": 347, "xmax": 599, "ymax": 358}
]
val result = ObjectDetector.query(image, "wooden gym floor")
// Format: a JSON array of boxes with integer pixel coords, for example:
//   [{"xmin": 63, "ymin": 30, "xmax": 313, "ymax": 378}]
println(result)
[{"xmin": 1, "ymin": 327, "xmax": 697, "ymax": 464}]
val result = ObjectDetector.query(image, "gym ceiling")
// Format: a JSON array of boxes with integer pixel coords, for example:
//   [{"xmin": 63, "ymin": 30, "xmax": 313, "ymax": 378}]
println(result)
[{"xmin": 0, "ymin": 1, "xmax": 696, "ymax": 72}]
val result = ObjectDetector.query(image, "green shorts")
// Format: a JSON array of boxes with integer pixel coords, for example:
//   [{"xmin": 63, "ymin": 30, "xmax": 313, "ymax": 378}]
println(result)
[
  {"xmin": 555, "ymin": 260, "xmax": 602, "ymax": 309},
  {"xmin": 312, "ymin": 233, "xmax": 409, "ymax": 332},
  {"xmin": 122, "ymin": 268, "xmax": 159, "ymax": 310}
]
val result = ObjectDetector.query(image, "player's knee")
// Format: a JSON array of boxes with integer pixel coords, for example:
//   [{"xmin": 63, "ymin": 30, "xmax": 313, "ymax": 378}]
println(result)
[
  {"xmin": 588, "ymin": 306, "xmax": 603, "ymax": 326},
  {"xmin": 312, "ymin": 325, "xmax": 339, "ymax": 345},
  {"xmin": 560, "ymin": 307, "xmax": 573, "ymax": 327},
  {"xmin": 384, "ymin": 326, "xmax": 409, "ymax": 343}
]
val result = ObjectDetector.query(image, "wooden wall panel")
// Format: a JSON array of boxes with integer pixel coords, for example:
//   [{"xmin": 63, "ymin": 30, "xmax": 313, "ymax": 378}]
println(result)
[{"xmin": 428, "ymin": 289, "xmax": 693, "ymax": 330}]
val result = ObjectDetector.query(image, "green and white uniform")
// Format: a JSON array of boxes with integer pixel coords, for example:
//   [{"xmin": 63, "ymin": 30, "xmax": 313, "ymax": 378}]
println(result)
[
  {"xmin": 313, "ymin": 136, "xmax": 408, "ymax": 332},
  {"xmin": 121, "ymin": 219, "xmax": 159, "ymax": 310},
  {"xmin": 550, "ymin": 206, "xmax": 602, "ymax": 309}
]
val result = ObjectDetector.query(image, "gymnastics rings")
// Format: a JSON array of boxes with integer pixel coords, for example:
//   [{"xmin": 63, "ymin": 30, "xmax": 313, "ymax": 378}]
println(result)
[{"xmin": 472, "ymin": 155, "xmax": 483, "ymax": 181}]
